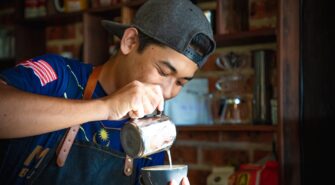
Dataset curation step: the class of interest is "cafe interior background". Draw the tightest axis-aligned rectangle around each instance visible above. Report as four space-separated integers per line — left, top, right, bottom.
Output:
0 0 333 184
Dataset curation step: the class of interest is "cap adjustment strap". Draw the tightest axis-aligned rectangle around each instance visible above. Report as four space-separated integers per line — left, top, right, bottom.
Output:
183 46 204 66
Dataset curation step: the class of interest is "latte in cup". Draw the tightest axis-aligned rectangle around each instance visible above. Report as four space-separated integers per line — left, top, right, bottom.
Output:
140 165 188 185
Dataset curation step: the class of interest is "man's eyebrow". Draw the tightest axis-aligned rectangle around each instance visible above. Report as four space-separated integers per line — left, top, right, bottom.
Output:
159 60 193 81
159 60 177 73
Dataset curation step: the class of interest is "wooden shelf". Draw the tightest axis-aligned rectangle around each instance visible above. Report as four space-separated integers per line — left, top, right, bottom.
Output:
215 28 276 47
0 57 15 61
88 0 145 14
124 0 147 7
21 11 83 26
0 57 16 70
195 68 254 78
88 5 122 14
177 124 277 132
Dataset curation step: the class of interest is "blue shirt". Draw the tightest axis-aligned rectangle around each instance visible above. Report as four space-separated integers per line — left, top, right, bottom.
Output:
0 54 164 185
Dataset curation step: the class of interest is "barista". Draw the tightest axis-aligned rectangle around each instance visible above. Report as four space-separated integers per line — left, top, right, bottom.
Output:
0 0 215 184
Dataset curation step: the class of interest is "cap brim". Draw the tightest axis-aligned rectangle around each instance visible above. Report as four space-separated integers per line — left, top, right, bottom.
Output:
101 20 130 38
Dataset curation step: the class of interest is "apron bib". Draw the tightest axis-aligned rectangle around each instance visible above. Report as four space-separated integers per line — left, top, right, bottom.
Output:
28 140 136 185
25 65 135 184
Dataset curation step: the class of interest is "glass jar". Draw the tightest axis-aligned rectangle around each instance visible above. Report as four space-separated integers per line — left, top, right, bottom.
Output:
211 73 253 124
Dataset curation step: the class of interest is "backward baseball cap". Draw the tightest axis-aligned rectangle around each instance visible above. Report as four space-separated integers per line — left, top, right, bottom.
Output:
101 0 216 67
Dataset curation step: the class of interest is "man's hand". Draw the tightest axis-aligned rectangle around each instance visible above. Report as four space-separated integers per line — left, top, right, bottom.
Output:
103 80 164 120
170 177 190 185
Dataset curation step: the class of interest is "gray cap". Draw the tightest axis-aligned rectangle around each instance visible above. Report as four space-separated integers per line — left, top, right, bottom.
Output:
102 0 216 67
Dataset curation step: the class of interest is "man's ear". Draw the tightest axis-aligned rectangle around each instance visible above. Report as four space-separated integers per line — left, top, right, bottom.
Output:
120 27 139 55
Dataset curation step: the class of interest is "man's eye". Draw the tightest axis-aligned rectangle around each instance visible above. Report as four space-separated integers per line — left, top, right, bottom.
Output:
176 81 184 87
158 69 168 77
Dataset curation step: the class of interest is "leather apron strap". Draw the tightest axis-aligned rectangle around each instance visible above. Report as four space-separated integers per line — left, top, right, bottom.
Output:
56 66 102 167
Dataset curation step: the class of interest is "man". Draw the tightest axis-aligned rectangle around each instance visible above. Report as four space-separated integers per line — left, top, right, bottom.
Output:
0 0 215 184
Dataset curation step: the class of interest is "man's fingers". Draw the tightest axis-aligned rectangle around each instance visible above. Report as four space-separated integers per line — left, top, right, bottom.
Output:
129 96 144 118
137 84 164 115
181 177 190 185
155 85 164 111
169 180 177 185
141 93 156 115
110 81 165 120
146 84 164 112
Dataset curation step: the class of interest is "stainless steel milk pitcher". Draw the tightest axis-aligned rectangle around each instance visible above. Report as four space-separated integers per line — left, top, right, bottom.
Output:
120 114 177 158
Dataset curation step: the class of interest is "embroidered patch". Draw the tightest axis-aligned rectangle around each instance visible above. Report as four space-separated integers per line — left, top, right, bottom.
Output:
17 60 58 86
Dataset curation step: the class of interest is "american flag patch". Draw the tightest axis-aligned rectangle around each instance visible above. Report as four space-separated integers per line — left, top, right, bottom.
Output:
17 60 58 86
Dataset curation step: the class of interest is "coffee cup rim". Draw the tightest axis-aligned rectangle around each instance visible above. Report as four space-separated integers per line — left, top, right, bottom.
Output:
141 164 187 171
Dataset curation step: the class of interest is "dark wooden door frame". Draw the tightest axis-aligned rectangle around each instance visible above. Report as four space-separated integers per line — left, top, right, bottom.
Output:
278 0 301 184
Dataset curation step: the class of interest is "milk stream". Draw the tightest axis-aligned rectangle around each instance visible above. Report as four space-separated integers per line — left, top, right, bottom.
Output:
166 149 172 168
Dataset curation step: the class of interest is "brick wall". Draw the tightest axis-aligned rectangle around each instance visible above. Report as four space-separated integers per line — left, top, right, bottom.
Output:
165 130 275 185
46 22 83 60
164 43 278 185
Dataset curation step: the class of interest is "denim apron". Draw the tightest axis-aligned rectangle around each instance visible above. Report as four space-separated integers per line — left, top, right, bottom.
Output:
27 140 136 185
26 66 136 185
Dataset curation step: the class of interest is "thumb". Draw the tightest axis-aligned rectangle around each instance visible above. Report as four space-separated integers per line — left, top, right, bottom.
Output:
169 180 177 185
181 177 190 185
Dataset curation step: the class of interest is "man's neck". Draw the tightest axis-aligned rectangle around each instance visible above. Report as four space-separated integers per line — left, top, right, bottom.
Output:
98 56 118 95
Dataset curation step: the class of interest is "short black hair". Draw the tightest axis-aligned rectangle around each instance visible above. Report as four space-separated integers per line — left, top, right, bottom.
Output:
137 30 165 53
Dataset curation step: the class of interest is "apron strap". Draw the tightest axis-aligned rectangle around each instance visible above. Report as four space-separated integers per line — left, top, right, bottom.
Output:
56 66 102 167
124 155 134 176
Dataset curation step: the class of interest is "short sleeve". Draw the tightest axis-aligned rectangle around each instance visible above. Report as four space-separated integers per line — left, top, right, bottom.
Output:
0 54 69 97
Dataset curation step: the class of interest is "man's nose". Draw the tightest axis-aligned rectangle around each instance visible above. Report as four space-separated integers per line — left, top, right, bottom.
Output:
162 80 176 100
